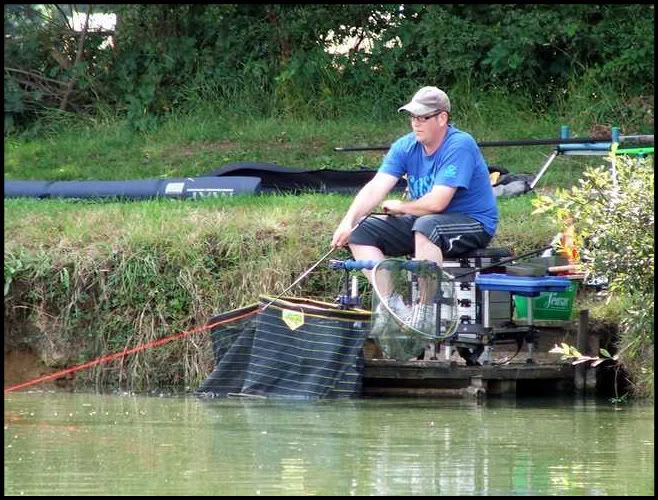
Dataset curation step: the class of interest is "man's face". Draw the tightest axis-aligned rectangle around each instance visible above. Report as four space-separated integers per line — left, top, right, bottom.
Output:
410 111 448 144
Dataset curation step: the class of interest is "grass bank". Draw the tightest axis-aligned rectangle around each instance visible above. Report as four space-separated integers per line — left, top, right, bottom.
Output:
4 192 560 392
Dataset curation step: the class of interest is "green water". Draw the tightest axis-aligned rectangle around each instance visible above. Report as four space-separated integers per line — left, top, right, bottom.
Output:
4 392 654 496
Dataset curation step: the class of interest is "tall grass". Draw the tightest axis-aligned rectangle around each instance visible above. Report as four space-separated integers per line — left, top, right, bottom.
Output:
3 195 347 390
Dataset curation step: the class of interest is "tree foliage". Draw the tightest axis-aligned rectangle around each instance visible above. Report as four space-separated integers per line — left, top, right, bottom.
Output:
4 4 655 133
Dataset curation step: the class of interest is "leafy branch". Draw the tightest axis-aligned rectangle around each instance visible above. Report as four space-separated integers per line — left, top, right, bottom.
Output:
549 343 618 367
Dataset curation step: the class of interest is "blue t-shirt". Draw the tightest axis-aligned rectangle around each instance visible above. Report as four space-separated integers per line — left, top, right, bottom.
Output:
378 125 498 236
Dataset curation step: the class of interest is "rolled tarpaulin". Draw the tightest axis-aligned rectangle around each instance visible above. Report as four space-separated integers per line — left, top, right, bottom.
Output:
4 180 54 198
4 176 262 200
48 178 163 199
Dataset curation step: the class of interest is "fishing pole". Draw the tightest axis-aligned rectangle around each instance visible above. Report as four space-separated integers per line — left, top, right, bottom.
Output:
334 134 654 152
260 214 375 311
259 246 339 312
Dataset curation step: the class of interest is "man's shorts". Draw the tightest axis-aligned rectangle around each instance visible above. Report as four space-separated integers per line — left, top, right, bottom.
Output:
348 213 493 258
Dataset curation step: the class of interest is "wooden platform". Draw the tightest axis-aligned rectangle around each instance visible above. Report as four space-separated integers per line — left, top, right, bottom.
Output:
359 310 609 398
362 358 575 398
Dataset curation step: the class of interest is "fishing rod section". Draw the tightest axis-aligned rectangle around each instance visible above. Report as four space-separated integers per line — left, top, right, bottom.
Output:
260 212 389 311
334 126 654 152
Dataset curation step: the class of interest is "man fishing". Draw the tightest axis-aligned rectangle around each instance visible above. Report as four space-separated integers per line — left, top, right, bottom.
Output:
331 85 498 333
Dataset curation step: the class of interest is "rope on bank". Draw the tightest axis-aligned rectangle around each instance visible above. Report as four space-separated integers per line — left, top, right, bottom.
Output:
4 309 258 394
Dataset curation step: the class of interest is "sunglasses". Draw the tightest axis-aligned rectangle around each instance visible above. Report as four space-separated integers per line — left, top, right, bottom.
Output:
409 111 445 123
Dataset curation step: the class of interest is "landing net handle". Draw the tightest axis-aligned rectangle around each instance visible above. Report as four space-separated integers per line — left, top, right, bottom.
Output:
329 258 438 272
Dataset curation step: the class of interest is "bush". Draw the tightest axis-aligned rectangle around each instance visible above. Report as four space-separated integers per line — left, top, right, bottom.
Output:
533 155 654 398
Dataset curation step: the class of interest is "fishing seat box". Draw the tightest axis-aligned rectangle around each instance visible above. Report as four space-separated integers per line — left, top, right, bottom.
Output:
443 247 513 327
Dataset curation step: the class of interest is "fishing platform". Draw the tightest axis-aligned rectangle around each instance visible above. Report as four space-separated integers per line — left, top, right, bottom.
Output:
361 321 582 399
362 357 575 399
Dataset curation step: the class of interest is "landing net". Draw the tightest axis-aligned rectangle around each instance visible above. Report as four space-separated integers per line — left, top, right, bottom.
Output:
370 258 458 360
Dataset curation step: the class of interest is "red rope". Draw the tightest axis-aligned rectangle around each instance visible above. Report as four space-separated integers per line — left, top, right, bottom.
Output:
4 309 258 394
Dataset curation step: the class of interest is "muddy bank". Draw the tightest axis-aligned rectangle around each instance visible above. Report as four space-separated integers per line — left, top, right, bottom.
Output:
4 349 74 391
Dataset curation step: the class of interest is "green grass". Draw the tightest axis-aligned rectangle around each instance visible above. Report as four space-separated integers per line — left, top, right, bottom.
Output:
4 90 610 187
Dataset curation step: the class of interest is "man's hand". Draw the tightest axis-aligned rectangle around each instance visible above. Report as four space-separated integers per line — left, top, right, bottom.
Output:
331 220 354 248
381 199 405 214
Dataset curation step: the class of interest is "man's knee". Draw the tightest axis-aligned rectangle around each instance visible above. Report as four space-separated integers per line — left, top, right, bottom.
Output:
414 231 444 262
414 231 438 250
414 230 433 244
348 243 385 260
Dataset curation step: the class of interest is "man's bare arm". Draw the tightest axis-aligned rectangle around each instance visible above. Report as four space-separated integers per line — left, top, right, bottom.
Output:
382 185 457 216
331 173 400 247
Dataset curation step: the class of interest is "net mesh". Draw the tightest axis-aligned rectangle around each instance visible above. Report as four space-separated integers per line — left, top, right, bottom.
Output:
370 258 458 360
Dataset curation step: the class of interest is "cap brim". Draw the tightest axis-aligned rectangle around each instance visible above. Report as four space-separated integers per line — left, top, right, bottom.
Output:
398 102 438 115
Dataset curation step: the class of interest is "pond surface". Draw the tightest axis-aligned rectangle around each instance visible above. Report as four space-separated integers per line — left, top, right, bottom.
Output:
4 392 654 496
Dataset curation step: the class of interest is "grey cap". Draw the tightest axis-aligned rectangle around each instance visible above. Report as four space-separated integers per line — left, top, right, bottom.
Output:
398 86 451 116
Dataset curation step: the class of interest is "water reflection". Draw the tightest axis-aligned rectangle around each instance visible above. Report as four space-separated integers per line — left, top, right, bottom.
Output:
4 393 654 496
